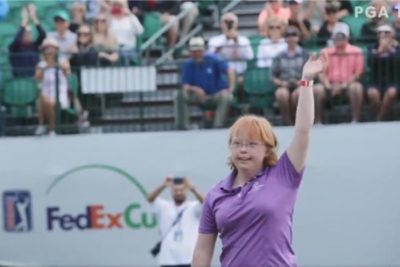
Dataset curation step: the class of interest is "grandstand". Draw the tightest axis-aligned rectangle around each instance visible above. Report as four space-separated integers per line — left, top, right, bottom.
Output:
0 0 400 136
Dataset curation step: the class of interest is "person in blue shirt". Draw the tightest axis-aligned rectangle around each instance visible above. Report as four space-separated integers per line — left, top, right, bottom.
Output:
0 0 9 21
175 37 235 129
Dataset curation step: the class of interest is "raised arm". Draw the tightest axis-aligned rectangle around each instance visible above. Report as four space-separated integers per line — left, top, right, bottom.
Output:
147 177 171 203
287 54 327 172
185 178 204 204
192 233 217 267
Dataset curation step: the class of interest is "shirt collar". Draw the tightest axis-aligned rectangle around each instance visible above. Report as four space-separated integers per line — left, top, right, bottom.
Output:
220 168 268 193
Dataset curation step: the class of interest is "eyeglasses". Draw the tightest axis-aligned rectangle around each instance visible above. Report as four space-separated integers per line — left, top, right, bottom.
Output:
78 32 90 36
269 26 281 30
230 141 266 150
378 31 392 35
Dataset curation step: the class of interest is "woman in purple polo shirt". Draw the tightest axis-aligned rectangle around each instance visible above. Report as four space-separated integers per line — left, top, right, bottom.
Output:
192 54 327 267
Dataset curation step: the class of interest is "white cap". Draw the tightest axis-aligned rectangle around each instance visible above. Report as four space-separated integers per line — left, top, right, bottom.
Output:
40 37 59 50
377 24 394 33
332 22 350 38
189 37 205 51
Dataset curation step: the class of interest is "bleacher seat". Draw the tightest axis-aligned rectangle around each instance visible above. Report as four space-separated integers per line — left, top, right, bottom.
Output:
3 78 38 119
142 12 163 42
243 67 275 109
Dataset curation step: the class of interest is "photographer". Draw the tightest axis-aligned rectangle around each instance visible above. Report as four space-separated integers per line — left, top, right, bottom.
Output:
147 176 203 267
208 12 254 102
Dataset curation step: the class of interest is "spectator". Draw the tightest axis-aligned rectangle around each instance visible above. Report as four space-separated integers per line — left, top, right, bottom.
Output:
34 38 70 136
318 26 364 123
92 13 119 61
367 24 399 121
48 10 77 59
108 0 143 65
305 0 352 31
327 0 353 19
9 4 46 77
75 0 101 21
208 12 254 102
258 0 291 36
317 2 350 46
257 18 287 68
175 37 235 130
287 0 311 42
361 0 389 45
70 24 117 67
69 2 88 33
392 3 400 41
147 176 203 267
0 0 9 21
270 27 311 125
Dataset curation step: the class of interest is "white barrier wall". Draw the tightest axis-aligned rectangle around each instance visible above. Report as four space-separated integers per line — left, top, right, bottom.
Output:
0 122 399 267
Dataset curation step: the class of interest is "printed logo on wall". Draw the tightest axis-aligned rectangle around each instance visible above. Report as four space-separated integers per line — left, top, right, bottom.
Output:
45 164 157 232
3 190 33 232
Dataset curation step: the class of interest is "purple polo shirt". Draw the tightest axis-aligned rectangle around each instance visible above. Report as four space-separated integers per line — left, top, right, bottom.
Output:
199 152 304 267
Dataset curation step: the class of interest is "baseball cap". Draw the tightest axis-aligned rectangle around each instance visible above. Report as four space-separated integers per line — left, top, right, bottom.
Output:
289 0 303 5
332 23 350 39
377 24 394 33
189 37 205 51
53 10 71 22
40 37 59 50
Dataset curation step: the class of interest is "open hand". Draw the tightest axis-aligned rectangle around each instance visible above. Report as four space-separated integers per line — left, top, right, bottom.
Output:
302 53 327 81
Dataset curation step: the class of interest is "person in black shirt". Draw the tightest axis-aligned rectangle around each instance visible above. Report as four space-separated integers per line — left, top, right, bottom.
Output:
288 0 311 42
361 0 389 45
317 3 350 46
9 3 46 77
367 24 399 121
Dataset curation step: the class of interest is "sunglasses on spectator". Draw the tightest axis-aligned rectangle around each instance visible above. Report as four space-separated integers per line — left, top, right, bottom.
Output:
378 31 392 35
78 32 91 36
285 32 298 37
95 19 106 23
269 26 281 30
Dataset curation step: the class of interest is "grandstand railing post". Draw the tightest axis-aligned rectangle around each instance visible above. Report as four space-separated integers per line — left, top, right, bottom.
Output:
55 61 61 134
139 91 144 131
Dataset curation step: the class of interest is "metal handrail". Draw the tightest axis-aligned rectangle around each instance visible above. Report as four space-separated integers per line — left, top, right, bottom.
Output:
155 0 243 65
140 4 197 52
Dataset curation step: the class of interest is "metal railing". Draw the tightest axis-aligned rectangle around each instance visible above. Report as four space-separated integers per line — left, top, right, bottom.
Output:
1 49 400 137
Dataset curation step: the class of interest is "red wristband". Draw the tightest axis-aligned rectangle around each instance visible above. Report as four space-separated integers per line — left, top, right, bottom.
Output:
300 80 314 87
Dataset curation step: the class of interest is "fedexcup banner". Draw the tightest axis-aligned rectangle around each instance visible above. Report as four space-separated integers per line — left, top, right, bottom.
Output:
0 164 161 266
1 126 400 267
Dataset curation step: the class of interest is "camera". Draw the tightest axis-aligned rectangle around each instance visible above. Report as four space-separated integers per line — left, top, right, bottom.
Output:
225 19 234 31
173 177 184 184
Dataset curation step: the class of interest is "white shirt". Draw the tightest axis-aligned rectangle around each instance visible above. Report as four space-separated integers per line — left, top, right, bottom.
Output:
109 15 144 50
256 38 287 68
208 34 254 74
153 198 201 265
48 31 77 59
37 60 69 109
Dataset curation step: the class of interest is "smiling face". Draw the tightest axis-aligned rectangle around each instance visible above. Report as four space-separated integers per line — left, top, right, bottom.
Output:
229 116 278 175
230 132 268 174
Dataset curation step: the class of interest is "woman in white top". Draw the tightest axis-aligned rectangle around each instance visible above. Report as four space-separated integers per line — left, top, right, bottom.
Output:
257 18 288 68
108 0 144 65
35 37 70 136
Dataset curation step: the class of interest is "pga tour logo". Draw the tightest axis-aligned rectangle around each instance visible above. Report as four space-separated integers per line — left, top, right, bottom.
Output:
3 190 33 232
355 5 400 18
